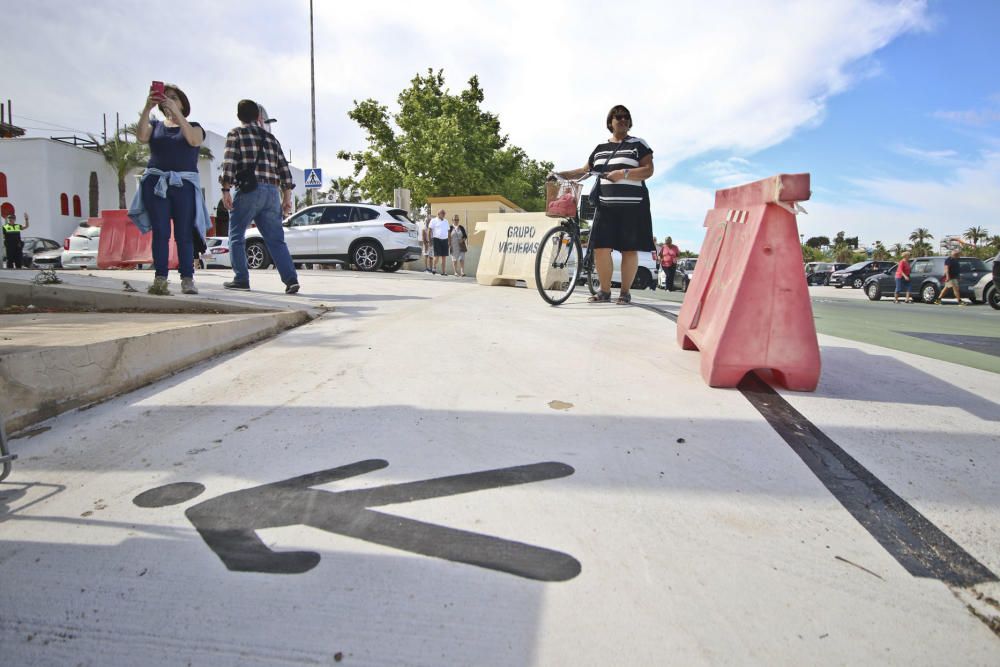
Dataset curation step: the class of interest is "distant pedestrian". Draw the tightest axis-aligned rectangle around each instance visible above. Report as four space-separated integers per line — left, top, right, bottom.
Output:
429 209 451 275
129 82 210 295
894 251 912 303
936 248 966 306
449 214 468 277
417 215 432 272
658 236 679 291
220 99 299 294
2 212 29 269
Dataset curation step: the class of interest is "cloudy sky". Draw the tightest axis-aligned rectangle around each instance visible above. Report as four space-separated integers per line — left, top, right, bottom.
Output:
5 0 999 250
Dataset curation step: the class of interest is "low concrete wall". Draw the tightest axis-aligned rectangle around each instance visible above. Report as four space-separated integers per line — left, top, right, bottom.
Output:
1 309 315 434
0 279 266 314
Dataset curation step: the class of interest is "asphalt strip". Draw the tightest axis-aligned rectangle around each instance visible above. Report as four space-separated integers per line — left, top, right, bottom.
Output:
636 302 998 588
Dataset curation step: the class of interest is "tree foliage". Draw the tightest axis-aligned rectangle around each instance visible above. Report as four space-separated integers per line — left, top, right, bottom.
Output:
805 236 830 249
337 69 553 212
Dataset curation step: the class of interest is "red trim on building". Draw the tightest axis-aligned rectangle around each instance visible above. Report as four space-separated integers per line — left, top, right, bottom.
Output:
60 193 69 216
73 195 82 217
0 172 7 198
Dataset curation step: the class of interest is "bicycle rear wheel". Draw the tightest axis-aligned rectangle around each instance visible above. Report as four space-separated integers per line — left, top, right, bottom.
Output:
535 225 582 305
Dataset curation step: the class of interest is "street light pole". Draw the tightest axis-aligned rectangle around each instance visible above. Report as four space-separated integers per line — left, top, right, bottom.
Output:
310 0 316 170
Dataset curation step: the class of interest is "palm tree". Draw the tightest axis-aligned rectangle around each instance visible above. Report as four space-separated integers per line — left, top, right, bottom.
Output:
890 242 906 258
963 226 988 247
872 241 888 260
834 243 855 263
93 136 148 209
909 228 933 247
987 235 1000 252
327 176 363 203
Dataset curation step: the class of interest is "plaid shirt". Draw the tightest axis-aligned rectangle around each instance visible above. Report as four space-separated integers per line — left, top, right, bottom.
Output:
220 124 295 191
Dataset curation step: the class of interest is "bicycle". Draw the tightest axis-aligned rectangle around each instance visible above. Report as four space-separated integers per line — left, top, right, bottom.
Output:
534 173 601 305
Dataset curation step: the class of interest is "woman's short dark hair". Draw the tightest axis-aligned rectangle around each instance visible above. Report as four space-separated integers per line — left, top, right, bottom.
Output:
237 99 260 124
163 84 191 117
606 104 632 132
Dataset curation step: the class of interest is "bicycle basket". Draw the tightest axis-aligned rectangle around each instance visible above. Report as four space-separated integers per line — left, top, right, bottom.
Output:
545 180 582 218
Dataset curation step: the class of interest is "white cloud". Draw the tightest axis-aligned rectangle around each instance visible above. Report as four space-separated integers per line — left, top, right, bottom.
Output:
892 144 961 164
694 157 760 185
805 151 1000 247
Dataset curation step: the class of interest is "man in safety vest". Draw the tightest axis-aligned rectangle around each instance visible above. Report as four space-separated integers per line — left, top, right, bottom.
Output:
2 212 30 269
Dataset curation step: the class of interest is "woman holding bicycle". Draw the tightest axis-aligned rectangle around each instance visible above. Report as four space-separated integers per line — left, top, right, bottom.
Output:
556 104 655 304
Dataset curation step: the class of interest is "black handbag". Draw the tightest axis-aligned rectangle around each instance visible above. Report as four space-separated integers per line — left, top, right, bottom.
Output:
589 139 627 209
233 129 265 193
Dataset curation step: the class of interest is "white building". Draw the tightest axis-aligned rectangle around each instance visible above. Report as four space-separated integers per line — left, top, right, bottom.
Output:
0 129 304 245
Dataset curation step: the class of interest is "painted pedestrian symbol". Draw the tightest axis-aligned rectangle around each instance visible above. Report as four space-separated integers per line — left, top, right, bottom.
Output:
133 459 581 581
303 168 323 189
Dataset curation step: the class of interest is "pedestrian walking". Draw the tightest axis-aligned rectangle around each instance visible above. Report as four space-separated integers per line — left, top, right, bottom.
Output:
429 209 451 275
894 251 912 303
2 212 29 269
657 236 679 291
449 214 468 277
129 82 210 295
220 99 299 294
554 104 655 304
935 248 966 305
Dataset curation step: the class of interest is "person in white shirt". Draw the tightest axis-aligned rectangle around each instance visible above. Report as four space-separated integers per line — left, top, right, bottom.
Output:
417 215 432 272
428 209 451 275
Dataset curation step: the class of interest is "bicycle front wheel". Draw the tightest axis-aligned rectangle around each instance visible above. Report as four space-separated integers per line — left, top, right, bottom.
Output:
535 225 583 305
583 249 599 296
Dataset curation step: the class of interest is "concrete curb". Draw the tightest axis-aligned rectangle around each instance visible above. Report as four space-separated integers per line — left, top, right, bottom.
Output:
1 278 267 314
1 278 325 435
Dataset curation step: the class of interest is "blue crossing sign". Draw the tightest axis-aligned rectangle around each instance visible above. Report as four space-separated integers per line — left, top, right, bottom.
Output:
304 168 323 189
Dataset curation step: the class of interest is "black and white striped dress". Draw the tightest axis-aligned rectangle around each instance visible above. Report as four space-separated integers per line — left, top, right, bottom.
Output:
587 136 655 251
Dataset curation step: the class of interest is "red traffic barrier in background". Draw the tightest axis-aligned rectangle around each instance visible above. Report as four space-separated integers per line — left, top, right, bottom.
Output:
97 209 178 270
676 174 820 391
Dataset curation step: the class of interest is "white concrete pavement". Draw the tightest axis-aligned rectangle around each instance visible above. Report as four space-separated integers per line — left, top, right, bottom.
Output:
1 268 998 666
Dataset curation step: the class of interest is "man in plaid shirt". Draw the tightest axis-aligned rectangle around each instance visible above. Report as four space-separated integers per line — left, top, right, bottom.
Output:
220 99 299 294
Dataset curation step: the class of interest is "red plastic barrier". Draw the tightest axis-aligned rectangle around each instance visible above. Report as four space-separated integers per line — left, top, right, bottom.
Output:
97 209 178 270
675 174 820 391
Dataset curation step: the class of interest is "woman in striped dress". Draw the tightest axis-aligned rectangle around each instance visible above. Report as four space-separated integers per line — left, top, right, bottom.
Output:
556 104 655 304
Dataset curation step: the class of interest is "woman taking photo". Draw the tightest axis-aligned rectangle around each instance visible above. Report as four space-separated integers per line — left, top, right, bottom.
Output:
556 104 655 304
129 83 210 295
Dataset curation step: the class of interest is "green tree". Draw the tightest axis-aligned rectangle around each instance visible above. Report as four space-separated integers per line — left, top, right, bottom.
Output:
805 235 830 249
93 134 148 209
987 235 1000 253
872 240 889 260
327 176 364 203
834 242 855 263
890 242 906 258
909 227 933 248
801 243 823 262
963 225 988 246
337 69 552 211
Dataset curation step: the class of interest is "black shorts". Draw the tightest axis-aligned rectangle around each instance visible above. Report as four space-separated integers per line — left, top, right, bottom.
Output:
432 238 449 257
590 194 655 252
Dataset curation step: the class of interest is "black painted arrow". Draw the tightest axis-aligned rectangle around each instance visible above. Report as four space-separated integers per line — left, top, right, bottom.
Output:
134 460 581 581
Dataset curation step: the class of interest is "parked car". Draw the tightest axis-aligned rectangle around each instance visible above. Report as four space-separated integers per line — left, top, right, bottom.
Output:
61 223 101 269
863 256 990 302
658 257 697 291
31 247 64 270
244 203 420 272
805 262 848 285
19 237 62 268
199 236 231 269
972 253 999 310
828 260 896 289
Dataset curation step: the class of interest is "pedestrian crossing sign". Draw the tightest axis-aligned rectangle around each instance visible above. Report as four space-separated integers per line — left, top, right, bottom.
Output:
304 168 323 189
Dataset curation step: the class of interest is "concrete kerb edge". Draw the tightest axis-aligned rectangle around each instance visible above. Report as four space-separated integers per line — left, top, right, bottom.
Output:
0 278 278 314
1 308 321 436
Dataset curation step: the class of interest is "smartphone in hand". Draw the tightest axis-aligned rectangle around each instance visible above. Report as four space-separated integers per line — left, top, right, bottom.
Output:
150 80 165 100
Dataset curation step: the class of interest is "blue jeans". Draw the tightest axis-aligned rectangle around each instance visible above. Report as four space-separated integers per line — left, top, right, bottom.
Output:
228 184 298 285
142 177 196 278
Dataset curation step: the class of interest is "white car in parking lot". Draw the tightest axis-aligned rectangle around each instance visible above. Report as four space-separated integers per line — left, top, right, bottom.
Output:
199 236 232 269
244 203 421 272
61 223 101 269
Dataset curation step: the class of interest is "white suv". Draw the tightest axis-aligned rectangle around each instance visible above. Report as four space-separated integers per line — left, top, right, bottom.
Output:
61 222 101 269
244 203 420 272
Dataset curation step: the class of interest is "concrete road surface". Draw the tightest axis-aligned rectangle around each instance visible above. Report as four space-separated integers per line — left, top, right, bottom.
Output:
1 268 998 666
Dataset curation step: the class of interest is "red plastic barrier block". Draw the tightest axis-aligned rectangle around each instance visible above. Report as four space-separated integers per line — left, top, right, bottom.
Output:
675 174 820 391
97 209 178 270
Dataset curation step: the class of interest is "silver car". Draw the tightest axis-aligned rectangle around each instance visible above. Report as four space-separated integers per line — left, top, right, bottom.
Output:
61 224 101 269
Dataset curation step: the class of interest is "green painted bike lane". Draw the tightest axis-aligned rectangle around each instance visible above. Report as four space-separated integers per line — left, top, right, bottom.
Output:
649 290 1000 374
